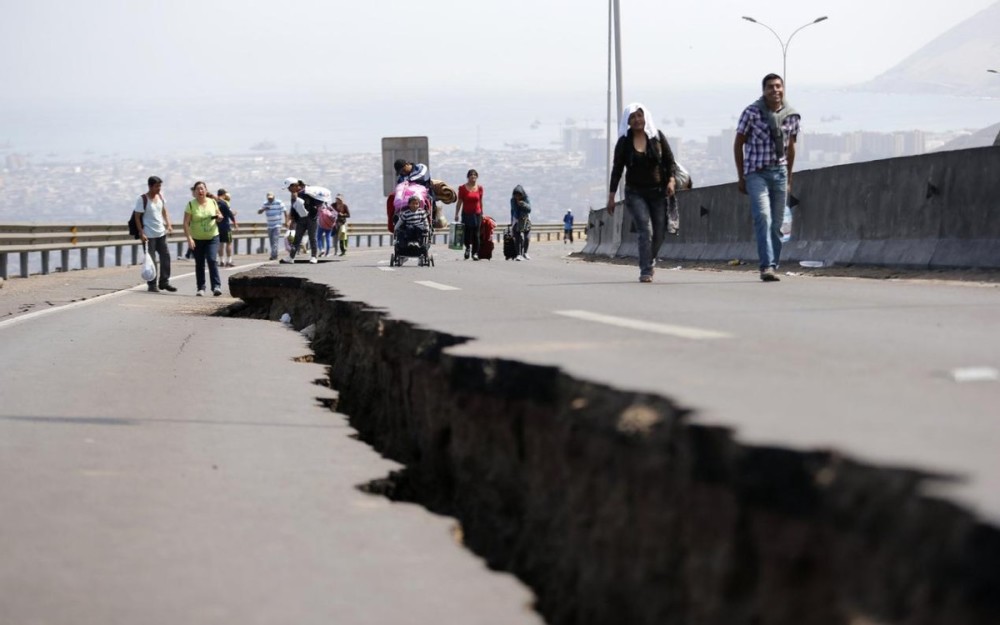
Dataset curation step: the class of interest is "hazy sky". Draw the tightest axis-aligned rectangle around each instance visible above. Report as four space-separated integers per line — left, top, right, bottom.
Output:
1 0 997 156
2 0 996 104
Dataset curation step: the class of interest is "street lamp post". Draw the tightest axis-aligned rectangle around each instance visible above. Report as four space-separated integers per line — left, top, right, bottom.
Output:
742 16 828 91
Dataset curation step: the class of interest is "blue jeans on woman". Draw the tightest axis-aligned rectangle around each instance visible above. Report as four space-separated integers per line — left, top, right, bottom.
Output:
745 165 787 271
317 227 333 255
625 187 666 278
193 236 221 292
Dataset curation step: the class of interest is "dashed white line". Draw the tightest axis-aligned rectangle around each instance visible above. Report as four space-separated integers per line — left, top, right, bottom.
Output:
554 309 732 340
415 280 461 291
950 367 999 383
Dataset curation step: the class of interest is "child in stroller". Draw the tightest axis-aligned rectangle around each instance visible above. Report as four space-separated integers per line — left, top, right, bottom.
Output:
391 190 435 267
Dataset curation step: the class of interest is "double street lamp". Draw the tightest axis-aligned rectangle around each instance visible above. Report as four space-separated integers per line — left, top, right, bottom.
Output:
742 15 829 91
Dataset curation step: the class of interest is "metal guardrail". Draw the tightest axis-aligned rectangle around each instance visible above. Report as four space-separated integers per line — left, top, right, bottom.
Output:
0 221 587 279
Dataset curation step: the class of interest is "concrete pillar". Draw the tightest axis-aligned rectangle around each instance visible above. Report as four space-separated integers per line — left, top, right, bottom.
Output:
80 249 88 270
61 250 70 272
0 253 7 279
131 245 138 266
19 252 29 277
115 246 123 266
97 247 106 268
41 251 50 275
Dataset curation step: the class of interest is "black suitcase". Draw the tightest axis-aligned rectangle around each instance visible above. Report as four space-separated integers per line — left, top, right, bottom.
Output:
503 228 518 260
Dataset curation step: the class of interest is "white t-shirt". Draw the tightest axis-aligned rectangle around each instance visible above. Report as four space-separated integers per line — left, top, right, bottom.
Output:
134 193 167 238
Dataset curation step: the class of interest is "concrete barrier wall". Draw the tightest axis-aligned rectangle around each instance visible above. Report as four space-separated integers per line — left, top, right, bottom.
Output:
588 146 1000 269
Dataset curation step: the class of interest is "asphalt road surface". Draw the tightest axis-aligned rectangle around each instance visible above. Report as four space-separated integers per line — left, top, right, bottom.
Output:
2 242 998 623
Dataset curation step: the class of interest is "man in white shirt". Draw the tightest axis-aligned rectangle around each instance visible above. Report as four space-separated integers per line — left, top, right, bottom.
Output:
134 175 176 292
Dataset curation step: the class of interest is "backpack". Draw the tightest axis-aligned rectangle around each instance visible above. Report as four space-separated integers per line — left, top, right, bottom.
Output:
128 195 147 239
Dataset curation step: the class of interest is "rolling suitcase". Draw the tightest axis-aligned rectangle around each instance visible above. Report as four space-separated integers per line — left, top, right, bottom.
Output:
503 228 518 260
479 215 496 260
479 238 495 260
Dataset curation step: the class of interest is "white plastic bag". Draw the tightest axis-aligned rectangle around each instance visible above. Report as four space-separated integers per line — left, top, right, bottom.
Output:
141 249 157 282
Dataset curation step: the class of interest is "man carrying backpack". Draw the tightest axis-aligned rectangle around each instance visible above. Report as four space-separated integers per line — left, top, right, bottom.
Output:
134 175 177 292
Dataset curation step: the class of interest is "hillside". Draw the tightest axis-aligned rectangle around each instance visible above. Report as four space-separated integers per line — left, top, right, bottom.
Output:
858 2 1000 96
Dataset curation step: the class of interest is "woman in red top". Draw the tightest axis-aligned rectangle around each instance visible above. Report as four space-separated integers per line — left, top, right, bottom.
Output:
454 169 484 260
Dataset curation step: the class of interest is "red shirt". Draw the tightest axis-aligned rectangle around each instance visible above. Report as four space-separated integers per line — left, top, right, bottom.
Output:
458 184 484 215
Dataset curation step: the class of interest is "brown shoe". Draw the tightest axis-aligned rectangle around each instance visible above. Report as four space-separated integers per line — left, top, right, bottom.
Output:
639 275 653 283
760 267 780 282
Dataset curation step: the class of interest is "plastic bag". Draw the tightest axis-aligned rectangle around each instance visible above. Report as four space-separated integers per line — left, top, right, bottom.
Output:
140 249 157 282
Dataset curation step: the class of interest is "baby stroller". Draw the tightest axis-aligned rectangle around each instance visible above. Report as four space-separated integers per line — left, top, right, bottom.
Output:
390 225 434 267
390 181 436 267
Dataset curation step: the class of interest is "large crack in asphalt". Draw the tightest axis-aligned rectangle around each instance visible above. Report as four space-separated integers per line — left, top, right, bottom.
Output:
229 272 1000 625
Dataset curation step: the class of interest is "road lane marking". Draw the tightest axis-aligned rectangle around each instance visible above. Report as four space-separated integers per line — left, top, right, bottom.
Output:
950 367 999 383
554 309 732 340
415 281 461 291
377 267 395 272
0 263 267 330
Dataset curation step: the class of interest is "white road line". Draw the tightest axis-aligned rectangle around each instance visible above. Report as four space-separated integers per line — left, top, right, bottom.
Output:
415 280 461 291
377 267 395 272
951 367 999 383
554 309 732 340
0 263 267 331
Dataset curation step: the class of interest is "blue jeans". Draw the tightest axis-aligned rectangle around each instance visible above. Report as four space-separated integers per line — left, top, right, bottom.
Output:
317 227 333 254
267 226 282 259
625 188 666 277
745 166 787 270
193 236 221 291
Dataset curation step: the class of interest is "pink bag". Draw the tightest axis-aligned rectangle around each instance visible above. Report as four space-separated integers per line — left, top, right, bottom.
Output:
318 205 337 230
393 182 427 210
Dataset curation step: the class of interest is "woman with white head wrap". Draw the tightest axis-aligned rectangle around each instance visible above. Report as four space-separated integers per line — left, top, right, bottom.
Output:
607 102 677 283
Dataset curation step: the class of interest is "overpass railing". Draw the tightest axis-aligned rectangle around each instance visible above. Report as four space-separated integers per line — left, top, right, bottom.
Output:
0 221 587 279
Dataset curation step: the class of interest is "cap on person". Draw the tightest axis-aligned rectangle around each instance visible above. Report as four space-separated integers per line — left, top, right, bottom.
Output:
282 177 299 189
266 192 275 200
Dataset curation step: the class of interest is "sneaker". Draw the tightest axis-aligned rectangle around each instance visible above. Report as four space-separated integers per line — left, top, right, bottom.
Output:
309 257 318 264
196 289 205 297
515 255 523 261
212 287 222 296
464 248 471 260
639 275 653 283
160 284 178 292
523 253 531 260
280 257 294 264
472 254 479 261
760 267 780 282
226 261 234 267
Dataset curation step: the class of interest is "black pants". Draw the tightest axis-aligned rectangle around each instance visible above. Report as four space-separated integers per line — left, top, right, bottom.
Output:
146 236 171 288
462 213 482 256
291 217 318 259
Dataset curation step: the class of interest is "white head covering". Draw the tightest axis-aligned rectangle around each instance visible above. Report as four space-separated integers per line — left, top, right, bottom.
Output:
618 102 659 140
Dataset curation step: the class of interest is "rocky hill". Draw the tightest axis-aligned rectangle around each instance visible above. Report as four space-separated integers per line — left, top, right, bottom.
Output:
858 1 1000 96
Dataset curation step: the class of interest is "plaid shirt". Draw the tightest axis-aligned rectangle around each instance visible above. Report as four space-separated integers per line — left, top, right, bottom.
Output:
736 103 800 175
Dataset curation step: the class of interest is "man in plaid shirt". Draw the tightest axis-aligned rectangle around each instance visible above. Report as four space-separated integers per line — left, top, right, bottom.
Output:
734 73 800 282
